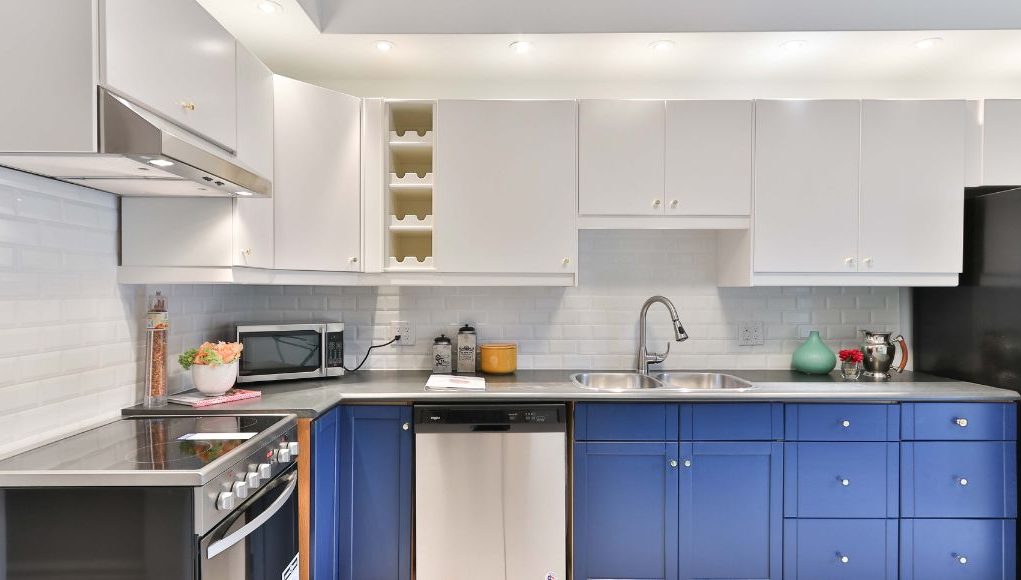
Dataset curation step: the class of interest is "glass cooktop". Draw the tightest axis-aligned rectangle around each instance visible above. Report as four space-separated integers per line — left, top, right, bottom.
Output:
0 415 287 474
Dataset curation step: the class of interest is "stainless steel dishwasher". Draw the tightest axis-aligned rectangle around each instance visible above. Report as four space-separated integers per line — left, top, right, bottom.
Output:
414 404 568 580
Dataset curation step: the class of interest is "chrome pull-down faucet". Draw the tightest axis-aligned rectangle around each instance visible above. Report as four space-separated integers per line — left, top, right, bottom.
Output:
636 295 689 374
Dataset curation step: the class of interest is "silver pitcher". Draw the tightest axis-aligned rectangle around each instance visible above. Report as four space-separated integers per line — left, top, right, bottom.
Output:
861 330 909 379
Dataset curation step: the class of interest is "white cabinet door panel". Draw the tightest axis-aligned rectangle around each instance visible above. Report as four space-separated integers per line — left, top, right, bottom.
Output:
665 100 752 216
103 0 237 149
859 100 965 274
233 43 274 269
579 100 664 215
273 76 361 272
753 100 861 273
982 100 1021 186
435 100 577 273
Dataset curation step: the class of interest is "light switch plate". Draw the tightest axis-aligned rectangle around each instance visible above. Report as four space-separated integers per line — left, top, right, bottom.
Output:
390 321 415 346
738 321 764 346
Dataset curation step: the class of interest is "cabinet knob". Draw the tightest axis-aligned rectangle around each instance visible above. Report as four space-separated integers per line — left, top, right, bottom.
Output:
402 422 411 431
180 101 196 111
562 257 571 266
349 257 359 263
953 554 968 565
683 459 692 468
669 459 679 468
652 199 662 208
838 476 850 487
955 417 968 428
837 554 850 564
669 199 679 209
845 257 856 267
957 477 969 486
863 257 873 267
242 248 252 256
841 419 851 428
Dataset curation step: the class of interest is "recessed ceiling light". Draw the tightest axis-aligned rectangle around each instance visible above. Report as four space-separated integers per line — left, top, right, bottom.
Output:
914 37 944 50
375 40 395 53
148 159 174 167
257 1 282 14
649 40 676 52
780 39 808 51
235 191 253 196
509 41 532 54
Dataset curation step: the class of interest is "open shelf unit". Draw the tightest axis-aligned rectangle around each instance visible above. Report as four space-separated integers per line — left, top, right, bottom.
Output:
386 101 435 270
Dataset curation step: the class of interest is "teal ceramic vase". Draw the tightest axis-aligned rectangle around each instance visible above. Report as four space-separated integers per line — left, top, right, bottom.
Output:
791 330 837 374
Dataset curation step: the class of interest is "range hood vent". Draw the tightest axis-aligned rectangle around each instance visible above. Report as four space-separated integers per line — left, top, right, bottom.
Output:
0 89 271 198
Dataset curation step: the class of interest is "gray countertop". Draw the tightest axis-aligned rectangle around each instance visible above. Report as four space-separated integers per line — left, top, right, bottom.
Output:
122 370 1020 419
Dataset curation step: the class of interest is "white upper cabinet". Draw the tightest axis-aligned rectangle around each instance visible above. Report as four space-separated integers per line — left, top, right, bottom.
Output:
273 76 361 272
102 0 237 150
754 100 861 273
579 100 665 215
234 43 275 269
980 100 1021 186
859 100 965 274
434 100 578 274
665 100 753 216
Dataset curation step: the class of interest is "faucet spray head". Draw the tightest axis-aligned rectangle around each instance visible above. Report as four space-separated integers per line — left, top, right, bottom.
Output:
674 319 689 342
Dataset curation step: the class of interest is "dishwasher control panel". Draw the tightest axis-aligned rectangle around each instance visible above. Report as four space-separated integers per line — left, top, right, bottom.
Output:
414 404 566 433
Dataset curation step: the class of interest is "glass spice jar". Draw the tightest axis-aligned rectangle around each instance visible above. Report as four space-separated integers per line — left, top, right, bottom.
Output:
144 292 169 407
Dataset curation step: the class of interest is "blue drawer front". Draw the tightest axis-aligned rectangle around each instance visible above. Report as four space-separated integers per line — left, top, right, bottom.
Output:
783 519 898 580
901 519 1017 580
901 441 1018 518
574 442 679 580
902 403 1017 441
576 403 679 441
680 403 783 441
785 404 899 441
784 442 898 518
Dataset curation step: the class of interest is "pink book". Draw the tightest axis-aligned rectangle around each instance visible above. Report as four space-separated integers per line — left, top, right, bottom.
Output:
168 389 263 408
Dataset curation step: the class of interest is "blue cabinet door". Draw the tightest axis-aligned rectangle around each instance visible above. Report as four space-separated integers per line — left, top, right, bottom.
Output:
574 442 679 580
901 441 1018 518
902 402 1017 441
576 403 680 441
338 405 413 580
311 406 341 580
901 519 1017 580
678 442 782 580
783 519 898 580
680 403 784 441
785 403 899 441
784 442 899 518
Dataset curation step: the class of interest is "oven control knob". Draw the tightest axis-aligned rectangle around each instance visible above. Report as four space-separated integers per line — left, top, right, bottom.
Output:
287 441 300 457
277 448 292 463
216 491 236 511
245 470 261 489
232 480 249 500
258 463 272 479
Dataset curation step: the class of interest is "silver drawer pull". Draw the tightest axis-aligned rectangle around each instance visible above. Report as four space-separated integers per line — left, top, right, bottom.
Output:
954 417 969 428
841 420 851 428
953 553 968 565
683 459 692 468
669 459 679 468
957 477 969 486
837 553 849 564
837 476 850 487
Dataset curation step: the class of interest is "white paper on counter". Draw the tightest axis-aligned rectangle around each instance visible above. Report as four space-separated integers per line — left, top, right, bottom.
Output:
425 374 487 391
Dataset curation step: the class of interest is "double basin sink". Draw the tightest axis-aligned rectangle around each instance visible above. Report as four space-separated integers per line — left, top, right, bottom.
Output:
571 372 755 392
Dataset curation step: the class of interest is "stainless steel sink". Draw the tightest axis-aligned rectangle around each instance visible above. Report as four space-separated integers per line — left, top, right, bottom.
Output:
570 372 664 392
653 372 756 391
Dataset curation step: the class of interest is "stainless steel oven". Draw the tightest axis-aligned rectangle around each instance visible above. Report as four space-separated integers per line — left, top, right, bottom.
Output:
237 323 344 383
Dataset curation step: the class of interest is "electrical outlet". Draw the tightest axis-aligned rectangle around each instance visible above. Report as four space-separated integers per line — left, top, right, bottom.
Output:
738 321 764 346
390 321 415 346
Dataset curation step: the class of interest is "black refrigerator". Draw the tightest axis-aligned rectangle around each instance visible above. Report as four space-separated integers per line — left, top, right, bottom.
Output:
914 186 1021 559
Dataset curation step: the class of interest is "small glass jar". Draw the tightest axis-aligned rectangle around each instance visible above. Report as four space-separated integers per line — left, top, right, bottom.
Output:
841 360 862 381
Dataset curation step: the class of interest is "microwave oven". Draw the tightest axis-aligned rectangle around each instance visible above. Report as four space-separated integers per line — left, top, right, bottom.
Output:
236 323 344 383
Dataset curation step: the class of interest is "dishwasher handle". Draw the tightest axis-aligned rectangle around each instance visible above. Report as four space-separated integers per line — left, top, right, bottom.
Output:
471 425 511 433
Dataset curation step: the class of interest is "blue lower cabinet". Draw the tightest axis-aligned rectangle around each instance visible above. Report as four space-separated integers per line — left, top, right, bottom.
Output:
678 442 782 580
783 519 898 580
338 405 413 580
901 519 1017 579
902 402 1017 441
784 442 899 518
574 442 679 580
679 403 783 441
311 407 341 580
575 403 679 441
785 403 899 442
901 441 1018 518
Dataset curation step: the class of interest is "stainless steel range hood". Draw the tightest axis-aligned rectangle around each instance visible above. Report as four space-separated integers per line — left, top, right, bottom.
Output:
0 89 271 198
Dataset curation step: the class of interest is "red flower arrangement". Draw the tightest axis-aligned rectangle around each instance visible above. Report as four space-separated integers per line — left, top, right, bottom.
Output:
838 349 864 363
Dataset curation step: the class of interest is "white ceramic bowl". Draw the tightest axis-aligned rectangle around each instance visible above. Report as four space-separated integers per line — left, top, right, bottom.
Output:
192 360 238 396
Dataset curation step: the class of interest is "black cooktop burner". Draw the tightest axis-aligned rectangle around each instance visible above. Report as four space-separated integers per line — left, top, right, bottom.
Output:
0 415 287 474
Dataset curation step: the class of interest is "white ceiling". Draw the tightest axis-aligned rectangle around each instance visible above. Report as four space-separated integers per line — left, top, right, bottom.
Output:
199 0 1021 98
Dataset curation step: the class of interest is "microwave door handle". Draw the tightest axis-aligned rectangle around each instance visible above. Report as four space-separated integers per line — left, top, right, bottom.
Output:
207 471 298 559
321 325 327 376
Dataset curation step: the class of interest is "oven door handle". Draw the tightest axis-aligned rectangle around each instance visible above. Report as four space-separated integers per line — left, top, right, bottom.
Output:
207 471 298 559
